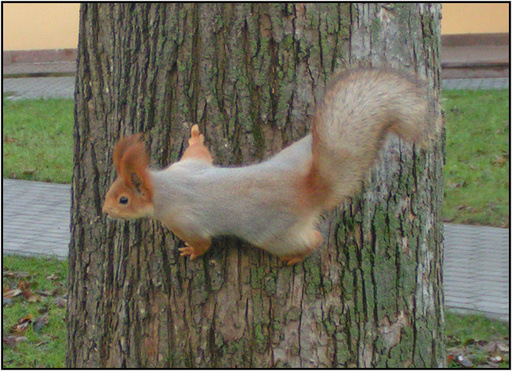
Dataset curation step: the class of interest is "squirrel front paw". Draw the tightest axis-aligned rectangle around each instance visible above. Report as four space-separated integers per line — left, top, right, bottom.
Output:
178 243 202 261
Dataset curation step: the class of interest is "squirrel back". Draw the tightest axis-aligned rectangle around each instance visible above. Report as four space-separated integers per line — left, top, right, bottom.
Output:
306 68 432 210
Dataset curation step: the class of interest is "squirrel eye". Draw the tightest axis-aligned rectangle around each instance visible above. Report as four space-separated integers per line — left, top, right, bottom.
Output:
119 196 129 205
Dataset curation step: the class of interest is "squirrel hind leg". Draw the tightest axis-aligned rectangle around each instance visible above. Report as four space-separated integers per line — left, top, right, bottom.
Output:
279 229 323 266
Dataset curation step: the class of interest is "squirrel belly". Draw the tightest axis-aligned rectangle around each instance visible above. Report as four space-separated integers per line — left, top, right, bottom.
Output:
102 68 432 265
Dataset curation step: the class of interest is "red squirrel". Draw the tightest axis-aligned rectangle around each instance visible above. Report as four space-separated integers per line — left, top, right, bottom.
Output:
102 68 432 265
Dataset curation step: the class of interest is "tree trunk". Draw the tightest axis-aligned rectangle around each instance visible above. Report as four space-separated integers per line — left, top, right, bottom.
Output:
67 3 444 367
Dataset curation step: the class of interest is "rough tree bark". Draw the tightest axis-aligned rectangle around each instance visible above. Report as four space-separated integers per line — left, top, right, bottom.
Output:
67 3 444 367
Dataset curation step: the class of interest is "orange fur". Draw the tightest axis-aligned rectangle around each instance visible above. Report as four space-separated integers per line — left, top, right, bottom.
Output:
178 238 212 260
279 230 323 265
118 140 153 199
103 134 154 220
180 125 213 163
113 134 143 175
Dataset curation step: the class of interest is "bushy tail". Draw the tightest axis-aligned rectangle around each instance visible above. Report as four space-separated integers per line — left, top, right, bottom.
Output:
307 68 433 210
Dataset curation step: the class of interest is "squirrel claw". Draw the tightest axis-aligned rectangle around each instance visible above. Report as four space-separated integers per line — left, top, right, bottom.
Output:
280 255 306 266
178 246 199 260
178 240 211 261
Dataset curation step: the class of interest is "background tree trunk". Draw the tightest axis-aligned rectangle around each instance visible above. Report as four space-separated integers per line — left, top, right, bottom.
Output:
68 3 444 367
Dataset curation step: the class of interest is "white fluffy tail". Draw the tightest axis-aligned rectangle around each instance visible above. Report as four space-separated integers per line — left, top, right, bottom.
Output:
307 68 432 209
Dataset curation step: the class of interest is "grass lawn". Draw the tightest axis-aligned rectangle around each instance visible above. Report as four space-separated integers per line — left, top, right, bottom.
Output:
2 90 509 226
3 255 68 368
3 254 509 368
3 98 74 184
445 311 510 368
442 89 509 227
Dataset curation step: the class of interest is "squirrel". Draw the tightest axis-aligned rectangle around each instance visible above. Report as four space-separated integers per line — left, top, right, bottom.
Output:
102 68 432 265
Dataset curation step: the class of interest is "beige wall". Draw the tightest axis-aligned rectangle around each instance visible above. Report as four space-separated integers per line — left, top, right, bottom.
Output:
2 3 510 51
3 3 80 50
442 3 510 34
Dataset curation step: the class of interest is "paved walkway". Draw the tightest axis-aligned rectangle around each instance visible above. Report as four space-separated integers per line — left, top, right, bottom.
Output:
2 76 509 101
4 76 75 100
2 73 510 322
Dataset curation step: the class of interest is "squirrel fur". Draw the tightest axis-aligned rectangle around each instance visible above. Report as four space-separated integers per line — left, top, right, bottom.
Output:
102 68 432 265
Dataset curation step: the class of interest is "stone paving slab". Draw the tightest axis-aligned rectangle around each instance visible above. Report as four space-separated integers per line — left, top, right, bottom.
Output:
2 178 510 321
441 77 509 90
4 77 75 100
443 223 509 321
3 179 71 258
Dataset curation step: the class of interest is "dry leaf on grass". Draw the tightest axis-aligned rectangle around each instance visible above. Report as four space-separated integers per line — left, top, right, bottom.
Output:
33 315 49 332
3 335 28 348
54 297 67 308
10 314 34 335
3 288 23 298
3 271 31 279
46 274 59 281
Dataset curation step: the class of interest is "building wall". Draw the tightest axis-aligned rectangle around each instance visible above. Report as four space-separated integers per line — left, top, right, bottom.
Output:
442 3 509 34
2 3 510 51
3 3 80 50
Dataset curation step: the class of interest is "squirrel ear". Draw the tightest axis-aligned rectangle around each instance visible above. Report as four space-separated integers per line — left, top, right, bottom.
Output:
117 137 153 199
113 134 143 174
130 172 143 190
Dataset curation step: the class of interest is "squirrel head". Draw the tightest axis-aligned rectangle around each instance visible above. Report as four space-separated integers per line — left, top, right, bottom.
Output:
102 134 154 220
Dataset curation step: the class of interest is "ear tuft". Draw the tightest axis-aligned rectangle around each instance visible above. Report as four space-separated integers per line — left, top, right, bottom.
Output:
113 134 153 199
113 134 143 174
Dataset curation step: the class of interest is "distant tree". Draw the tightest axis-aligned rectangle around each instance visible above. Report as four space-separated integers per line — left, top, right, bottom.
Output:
68 3 444 367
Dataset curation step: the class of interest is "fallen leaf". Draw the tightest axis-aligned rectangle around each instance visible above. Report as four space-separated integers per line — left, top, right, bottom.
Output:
27 294 41 303
33 315 49 332
446 335 460 347
3 135 17 143
448 181 467 189
46 274 59 281
497 343 509 353
3 335 28 348
3 271 31 279
454 354 473 368
54 297 67 308
10 320 32 335
18 280 34 299
38 305 50 314
35 289 54 297
18 280 30 290
482 340 510 353
492 155 506 165
488 355 503 363
3 288 23 298
463 338 475 346
22 169 37 175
